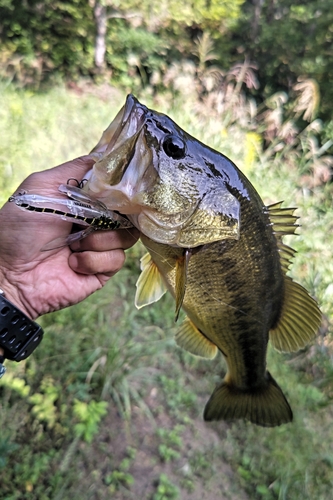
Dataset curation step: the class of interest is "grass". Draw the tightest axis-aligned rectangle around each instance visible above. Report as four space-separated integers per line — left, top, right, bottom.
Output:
0 81 125 204
0 80 333 499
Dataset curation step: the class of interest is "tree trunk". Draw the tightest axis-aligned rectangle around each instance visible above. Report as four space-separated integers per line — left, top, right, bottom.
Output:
93 2 107 70
252 0 264 41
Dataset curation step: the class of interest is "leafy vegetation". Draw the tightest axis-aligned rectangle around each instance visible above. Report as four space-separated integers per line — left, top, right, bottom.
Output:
0 74 332 499
1 0 333 128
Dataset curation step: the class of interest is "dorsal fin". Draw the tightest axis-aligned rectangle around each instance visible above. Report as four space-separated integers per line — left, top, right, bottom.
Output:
266 201 299 273
269 276 322 352
266 202 299 272
266 202 299 236
277 242 297 273
266 202 322 352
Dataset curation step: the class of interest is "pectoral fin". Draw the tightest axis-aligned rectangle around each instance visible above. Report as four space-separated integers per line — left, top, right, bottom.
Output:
269 276 322 352
135 253 167 309
175 317 218 359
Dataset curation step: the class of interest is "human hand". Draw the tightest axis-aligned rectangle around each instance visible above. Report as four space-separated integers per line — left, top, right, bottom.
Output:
0 156 140 320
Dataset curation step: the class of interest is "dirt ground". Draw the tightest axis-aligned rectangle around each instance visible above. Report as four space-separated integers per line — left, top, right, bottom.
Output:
73 383 249 500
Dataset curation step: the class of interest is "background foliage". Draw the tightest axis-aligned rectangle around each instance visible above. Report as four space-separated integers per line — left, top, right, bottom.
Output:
1 2 333 498
0 4 331 89
2 0 333 141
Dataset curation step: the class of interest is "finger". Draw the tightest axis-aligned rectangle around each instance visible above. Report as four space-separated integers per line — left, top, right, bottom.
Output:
70 228 140 252
19 156 96 194
69 249 126 277
46 155 96 182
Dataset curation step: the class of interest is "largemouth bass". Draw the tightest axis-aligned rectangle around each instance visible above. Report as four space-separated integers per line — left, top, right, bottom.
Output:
83 95 321 427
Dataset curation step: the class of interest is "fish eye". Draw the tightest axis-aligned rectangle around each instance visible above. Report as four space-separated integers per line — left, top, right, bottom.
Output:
162 135 186 160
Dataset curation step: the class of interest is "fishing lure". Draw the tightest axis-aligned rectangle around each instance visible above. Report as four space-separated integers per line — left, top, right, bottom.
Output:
9 188 133 250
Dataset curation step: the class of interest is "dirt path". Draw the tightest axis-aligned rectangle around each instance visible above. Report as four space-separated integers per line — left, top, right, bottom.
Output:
73 385 249 500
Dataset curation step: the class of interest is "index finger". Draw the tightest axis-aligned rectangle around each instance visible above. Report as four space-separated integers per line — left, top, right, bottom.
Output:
70 227 140 252
18 156 96 196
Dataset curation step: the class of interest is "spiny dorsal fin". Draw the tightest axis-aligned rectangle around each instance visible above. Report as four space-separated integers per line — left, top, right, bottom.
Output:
278 242 297 273
175 317 218 359
267 203 299 271
266 202 299 237
135 252 167 309
267 202 322 351
269 276 322 352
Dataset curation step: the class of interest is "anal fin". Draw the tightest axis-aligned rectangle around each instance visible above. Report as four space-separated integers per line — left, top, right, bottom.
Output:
175 317 218 359
135 252 167 309
269 276 322 352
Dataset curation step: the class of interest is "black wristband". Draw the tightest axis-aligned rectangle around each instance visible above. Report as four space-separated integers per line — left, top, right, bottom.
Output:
0 293 43 362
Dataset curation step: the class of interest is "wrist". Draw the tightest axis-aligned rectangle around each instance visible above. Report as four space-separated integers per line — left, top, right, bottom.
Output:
0 285 34 320
0 269 36 320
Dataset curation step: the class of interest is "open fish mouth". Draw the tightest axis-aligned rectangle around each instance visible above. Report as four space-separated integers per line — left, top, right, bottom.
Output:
90 94 147 159
84 95 156 214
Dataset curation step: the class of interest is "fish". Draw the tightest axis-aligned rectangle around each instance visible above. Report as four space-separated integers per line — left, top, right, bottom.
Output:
77 95 322 426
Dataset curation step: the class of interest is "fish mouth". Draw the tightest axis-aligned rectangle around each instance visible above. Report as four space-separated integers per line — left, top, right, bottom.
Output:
90 94 147 159
85 95 154 213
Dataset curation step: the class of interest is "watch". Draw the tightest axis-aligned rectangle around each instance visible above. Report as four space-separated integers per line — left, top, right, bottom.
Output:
0 289 44 378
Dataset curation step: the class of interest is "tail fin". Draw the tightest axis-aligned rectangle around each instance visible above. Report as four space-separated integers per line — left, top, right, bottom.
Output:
203 372 292 427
